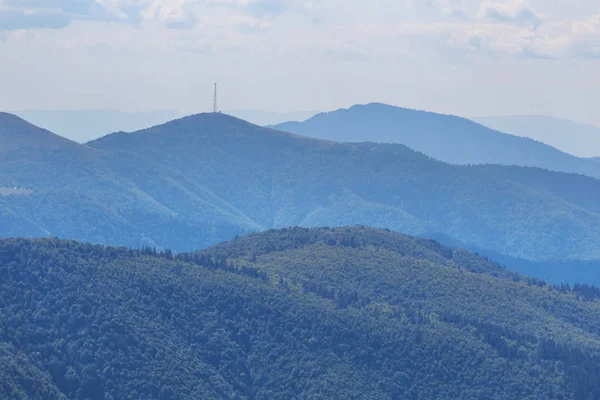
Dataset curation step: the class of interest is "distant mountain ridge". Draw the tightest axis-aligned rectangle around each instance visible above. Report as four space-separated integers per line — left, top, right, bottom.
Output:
226 109 318 126
3 111 600 274
474 115 600 158
273 103 600 180
14 109 183 143
0 112 81 153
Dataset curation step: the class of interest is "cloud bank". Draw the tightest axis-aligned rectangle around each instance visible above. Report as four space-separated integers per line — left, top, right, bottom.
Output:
0 0 598 125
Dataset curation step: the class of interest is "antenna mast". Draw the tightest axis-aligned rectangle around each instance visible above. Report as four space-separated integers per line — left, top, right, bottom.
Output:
213 82 218 113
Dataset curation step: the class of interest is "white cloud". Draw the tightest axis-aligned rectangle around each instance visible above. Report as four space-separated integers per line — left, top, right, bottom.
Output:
415 0 471 20
0 7 71 30
0 0 599 125
0 0 144 30
479 0 545 29
567 13 600 59
2 0 598 62
94 0 130 19
141 0 194 27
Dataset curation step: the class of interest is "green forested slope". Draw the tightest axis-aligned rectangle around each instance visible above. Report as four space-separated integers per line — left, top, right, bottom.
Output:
0 343 65 400
2 228 600 399
88 114 600 261
0 113 248 249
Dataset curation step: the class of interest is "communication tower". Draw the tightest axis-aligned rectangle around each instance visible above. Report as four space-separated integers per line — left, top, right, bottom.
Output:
213 83 218 113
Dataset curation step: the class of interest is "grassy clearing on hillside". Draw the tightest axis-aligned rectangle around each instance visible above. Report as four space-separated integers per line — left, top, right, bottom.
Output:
0 187 33 197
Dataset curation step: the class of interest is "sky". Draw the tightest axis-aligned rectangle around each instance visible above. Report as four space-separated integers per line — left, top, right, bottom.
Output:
0 0 599 125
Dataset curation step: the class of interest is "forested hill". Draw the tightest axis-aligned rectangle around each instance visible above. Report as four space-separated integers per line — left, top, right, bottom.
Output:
3 228 600 399
3 111 600 267
273 103 600 179
87 113 600 262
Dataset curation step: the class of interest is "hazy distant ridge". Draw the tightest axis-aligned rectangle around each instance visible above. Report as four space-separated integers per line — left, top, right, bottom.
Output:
15 109 183 143
474 115 600 158
274 103 600 180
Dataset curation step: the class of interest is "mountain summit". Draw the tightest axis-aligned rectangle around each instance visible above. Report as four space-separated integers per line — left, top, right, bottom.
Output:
273 103 600 179
89 112 318 152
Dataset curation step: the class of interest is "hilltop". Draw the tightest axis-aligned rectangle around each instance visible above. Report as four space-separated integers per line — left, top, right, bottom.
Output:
273 103 600 179
0 112 91 158
14 109 182 143
2 228 600 399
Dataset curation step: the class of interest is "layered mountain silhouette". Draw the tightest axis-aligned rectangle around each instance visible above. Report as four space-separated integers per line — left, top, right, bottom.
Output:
15 109 183 143
273 103 600 180
226 109 318 126
475 115 600 158
0 112 90 158
3 228 600 399
2 111 600 270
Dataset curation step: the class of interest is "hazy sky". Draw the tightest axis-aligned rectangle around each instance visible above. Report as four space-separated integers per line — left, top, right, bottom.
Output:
0 0 599 125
